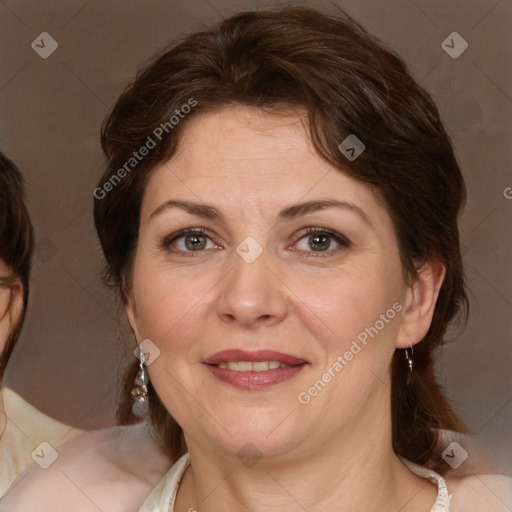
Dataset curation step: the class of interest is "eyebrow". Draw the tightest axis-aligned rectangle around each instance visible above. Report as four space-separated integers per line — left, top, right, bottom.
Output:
279 199 372 226
150 200 227 223
150 198 372 227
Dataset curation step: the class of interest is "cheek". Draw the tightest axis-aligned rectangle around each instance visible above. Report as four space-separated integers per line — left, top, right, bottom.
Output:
131 261 218 354
285 261 403 353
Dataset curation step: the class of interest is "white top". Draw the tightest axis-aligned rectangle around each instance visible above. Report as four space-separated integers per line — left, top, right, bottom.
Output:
138 453 452 511
0 388 83 496
404 459 452 512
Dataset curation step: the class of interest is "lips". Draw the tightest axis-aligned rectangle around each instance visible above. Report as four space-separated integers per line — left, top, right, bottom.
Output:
202 349 307 366
202 349 308 390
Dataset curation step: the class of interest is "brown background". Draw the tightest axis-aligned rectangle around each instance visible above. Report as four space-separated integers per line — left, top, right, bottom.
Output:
1 0 511 472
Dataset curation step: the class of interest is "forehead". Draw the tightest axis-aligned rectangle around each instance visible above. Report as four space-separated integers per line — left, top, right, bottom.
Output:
162 106 325 181
141 106 388 224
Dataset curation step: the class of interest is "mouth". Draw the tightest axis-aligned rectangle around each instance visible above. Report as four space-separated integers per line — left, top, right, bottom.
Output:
213 360 295 371
202 349 308 390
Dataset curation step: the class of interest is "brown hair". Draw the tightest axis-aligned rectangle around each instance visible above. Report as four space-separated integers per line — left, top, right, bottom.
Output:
94 7 469 471
0 152 34 381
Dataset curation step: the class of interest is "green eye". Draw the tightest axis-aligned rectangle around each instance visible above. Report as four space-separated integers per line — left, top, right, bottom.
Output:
164 228 215 252
183 233 207 251
295 228 351 257
308 233 331 251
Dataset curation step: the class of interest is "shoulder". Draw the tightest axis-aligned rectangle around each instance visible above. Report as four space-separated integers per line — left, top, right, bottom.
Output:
447 473 512 512
0 424 172 512
2 387 85 450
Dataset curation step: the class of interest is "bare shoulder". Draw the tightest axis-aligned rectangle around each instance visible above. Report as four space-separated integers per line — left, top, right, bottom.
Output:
448 472 512 512
0 423 171 512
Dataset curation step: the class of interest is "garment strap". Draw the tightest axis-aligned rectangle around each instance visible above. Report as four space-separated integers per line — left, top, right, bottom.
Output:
404 459 452 512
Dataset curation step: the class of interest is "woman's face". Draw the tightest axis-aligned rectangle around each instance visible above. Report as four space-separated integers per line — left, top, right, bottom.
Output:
0 259 23 435
126 107 436 460
0 260 21 362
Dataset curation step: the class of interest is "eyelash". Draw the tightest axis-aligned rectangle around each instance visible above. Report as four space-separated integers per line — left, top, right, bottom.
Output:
162 228 211 257
161 227 351 258
295 227 351 257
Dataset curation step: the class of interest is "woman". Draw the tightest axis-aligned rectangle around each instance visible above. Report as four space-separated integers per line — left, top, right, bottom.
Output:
3 7 511 511
0 152 86 495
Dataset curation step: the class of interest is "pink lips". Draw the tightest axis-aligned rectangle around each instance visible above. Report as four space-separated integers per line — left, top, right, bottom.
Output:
202 349 308 391
202 349 307 366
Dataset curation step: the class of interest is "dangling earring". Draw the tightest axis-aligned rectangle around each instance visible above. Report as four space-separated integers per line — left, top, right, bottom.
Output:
131 346 149 417
404 345 414 372
404 345 414 384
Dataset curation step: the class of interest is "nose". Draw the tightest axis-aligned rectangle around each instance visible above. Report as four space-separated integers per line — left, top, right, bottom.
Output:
216 245 288 329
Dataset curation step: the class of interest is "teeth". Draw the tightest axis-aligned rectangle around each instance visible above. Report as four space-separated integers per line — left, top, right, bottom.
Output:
216 360 293 372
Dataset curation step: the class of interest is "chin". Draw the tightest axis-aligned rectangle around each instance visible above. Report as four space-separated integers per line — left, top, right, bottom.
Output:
197 415 307 461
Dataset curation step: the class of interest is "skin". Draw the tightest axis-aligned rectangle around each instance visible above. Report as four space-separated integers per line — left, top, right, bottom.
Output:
0 423 171 508
0 259 23 440
2 107 511 511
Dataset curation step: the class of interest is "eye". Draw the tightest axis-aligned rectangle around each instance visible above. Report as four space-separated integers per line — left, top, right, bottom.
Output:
163 228 219 253
293 227 351 257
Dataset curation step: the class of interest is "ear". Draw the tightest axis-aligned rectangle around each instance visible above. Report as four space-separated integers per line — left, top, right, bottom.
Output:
124 292 142 343
396 260 446 349
0 280 24 354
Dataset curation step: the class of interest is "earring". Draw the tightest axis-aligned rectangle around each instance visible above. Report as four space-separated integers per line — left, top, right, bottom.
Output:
131 346 149 417
404 345 414 373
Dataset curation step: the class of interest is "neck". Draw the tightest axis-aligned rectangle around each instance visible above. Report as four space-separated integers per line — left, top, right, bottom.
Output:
175 393 438 512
